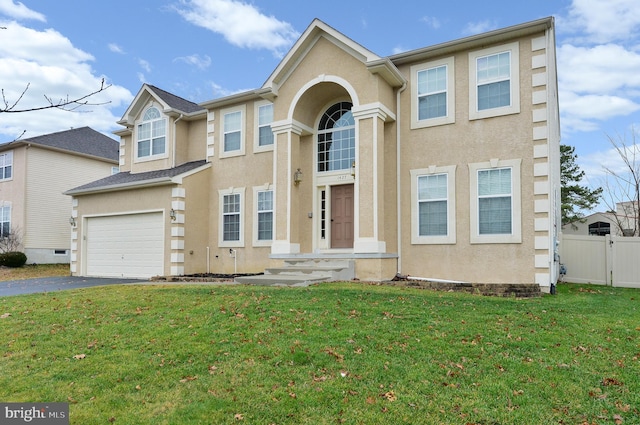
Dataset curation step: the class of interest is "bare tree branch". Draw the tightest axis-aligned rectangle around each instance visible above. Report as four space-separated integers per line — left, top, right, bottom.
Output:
601 127 640 236
0 78 111 113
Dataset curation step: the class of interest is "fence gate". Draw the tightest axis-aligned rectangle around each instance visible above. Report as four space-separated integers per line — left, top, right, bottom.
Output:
611 236 640 288
560 234 640 288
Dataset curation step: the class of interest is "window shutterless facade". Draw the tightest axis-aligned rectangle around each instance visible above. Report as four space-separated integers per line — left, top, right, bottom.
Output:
0 152 13 180
410 165 456 244
257 103 274 148
256 190 273 241
469 159 522 244
219 187 245 247
317 102 355 172
220 105 246 158
136 107 166 159
469 42 520 120
410 57 455 129
0 204 10 237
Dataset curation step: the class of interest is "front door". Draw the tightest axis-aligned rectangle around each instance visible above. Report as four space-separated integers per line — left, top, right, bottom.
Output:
331 184 354 248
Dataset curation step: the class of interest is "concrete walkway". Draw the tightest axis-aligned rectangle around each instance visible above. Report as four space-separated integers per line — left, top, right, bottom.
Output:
0 276 146 297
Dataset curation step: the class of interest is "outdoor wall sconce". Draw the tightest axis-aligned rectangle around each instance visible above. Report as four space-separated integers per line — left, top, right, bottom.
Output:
169 208 177 221
351 161 356 178
69 216 76 227
293 168 303 186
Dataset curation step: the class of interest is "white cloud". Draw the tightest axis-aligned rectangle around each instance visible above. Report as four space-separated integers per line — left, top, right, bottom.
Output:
174 54 211 70
462 20 497 36
174 0 299 57
108 43 125 54
557 0 640 135
560 0 640 43
0 22 132 141
558 44 640 95
138 59 151 73
0 0 45 22
421 16 441 30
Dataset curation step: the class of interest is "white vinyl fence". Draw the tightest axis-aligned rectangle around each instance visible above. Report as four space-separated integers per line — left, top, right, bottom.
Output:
560 234 640 288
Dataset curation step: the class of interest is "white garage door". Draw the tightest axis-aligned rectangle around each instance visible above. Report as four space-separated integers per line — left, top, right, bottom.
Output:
85 213 164 278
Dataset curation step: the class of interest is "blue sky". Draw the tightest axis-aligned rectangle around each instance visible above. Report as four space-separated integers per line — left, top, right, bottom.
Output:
1 0 640 211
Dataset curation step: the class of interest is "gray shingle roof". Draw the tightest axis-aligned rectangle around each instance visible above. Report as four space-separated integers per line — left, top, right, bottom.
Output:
5 127 119 161
65 160 208 195
147 85 205 114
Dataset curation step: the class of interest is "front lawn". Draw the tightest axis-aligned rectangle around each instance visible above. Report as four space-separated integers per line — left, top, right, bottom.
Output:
0 282 638 424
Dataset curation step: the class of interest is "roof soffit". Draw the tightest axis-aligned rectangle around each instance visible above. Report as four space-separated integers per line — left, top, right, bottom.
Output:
262 19 381 93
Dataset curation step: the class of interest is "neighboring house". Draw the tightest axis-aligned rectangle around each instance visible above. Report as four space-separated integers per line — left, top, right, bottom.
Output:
562 202 640 236
67 17 561 292
0 127 119 263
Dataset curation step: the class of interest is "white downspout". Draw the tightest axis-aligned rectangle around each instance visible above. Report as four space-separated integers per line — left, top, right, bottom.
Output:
396 82 407 275
172 114 184 168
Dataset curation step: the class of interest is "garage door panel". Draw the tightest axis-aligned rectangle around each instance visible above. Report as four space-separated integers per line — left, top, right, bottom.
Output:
86 213 164 278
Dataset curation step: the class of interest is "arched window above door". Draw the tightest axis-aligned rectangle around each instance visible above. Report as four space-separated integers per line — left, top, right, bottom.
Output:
317 102 354 172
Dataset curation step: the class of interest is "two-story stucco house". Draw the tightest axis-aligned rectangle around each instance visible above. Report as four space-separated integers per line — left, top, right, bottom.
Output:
0 127 119 263
67 17 561 292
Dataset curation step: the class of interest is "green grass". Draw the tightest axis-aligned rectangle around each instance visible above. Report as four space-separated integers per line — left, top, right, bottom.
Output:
0 282 638 424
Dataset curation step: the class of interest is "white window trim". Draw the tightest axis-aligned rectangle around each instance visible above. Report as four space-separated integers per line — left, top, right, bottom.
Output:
469 158 522 244
411 57 455 129
0 202 11 238
134 106 169 162
410 165 457 244
254 100 274 154
218 187 245 248
220 105 246 158
0 151 13 181
468 42 520 120
252 185 274 247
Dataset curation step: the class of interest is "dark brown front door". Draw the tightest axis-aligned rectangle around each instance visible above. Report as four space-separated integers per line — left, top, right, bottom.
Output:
331 184 354 248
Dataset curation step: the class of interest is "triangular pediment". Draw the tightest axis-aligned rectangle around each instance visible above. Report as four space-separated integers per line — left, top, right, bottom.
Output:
117 84 205 127
262 19 403 94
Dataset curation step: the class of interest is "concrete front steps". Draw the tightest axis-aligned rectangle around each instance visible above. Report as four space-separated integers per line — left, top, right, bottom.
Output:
234 258 355 286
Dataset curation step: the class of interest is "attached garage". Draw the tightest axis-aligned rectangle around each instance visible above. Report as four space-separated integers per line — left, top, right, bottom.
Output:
85 212 164 278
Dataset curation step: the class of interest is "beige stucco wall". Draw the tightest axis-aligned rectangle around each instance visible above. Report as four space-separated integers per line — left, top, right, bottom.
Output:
394 33 544 284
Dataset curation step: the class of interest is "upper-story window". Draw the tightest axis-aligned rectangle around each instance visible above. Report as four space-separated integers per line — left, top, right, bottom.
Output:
257 102 274 149
411 57 455 129
317 102 355 173
137 107 166 159
0 152 13 180
220 105 246 158
469 42 520 120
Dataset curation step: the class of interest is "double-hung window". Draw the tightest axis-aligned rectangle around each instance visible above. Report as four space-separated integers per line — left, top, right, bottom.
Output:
219 188 244 247
256 102 274 150
410 165 456 244
223 193 241 242
221 106 246 157
469 42 520 120
137 107 166 159
469 159 522 244
257 189 273 242
411 57 455 128
0 152 12 180
0 204 10 237
478 168 512 234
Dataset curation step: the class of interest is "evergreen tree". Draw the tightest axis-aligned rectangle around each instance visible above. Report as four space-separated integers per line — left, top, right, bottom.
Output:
561 144 602 224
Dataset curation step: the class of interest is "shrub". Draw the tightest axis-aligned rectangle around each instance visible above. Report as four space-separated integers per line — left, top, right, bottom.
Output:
0 251 27 268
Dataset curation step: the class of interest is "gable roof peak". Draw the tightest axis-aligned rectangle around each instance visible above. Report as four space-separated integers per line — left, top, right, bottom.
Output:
262 18 382 92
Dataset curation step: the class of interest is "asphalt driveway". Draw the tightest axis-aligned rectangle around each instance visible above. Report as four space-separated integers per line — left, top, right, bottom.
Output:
0 276 147 297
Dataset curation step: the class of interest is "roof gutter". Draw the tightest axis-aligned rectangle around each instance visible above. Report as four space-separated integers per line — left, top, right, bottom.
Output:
64 178 176 196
